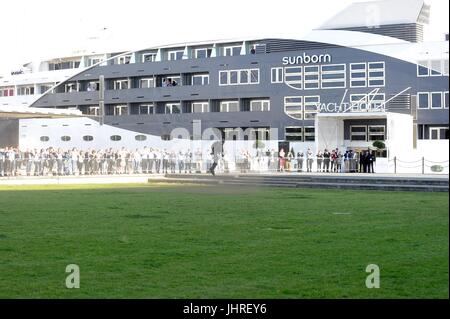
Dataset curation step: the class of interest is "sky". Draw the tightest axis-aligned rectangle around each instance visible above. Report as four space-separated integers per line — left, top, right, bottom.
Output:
0 0 448 76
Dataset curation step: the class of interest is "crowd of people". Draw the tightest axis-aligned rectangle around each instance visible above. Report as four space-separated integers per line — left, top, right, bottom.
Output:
0 147 213 177
278 148 376 174
0 146 376 177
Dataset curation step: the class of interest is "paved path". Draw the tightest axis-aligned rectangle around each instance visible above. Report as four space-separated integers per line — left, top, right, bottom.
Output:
0 172 447 186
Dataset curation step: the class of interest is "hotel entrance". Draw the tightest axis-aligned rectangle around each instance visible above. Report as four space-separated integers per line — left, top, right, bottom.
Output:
315 112 415 173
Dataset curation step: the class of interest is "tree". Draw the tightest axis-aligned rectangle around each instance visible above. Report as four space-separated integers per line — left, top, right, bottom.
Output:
372 140 385 150
253 140 265 149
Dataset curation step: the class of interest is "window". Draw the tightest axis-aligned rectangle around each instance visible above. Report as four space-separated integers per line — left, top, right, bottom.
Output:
192 101 210 113
116 55 131 65
39 84 53 94
431 92 443 109
83 135 94 142
40 136 50 142
87 57 102 66
250 69 259 84
350 94 368 111
350 126 367 141
417 60 429 77
194 48 212 59
162 75 180 87
218 69 259 86
165 103 181 114
350 63 367 87
417 92 429 109
135 135 147 141
321 64 346 89
87 81 99 91
142 53 156 63
113 105 128 116
250 100 270 112
110 135 122 141
271 67 283 83
49 60 80 70
239 70 248 84
219 71 228 85
17 86 35 96
444 92 449 109
304 127 315 141
192 74 209 86
430 60 442 76
220 101 239 112
64 83 77 93
284 96 303 120
168 50 184 61
113 79 129 90
430 127 449 140
303 96 319 119
285 127 303 141
368 62 385 87
140 78 155 88
139 104 155 115
0 86 14 97
303 66 319 90
229 71 238 84
87 106 99 116
223 46 241 56
61 136 71 142
368 125 385 141
284 66 302 89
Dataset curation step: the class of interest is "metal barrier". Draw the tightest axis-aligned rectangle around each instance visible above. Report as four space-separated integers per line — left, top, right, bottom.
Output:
390 157 449 174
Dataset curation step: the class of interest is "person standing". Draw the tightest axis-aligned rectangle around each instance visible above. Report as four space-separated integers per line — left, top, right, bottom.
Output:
0 147 5 177
141 147 149 174
177 150 184 174
336 151 343 173
195 148 203 173
316 150 323 173
370 151 376 173
361 150 368 173
343 150 350 173
279 148 286 172
24 149 33 176
286 149 294 172
330 149 337 173
306 148 313 173
297 151 304 173
148 148 155 173
323 149 331 173
209 142 222 176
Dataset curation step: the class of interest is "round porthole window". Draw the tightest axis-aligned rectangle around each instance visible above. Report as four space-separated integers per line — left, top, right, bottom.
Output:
135 135 147 141
83 135 94 142
110 135 122 141
61 136 71 142
40 136 50 142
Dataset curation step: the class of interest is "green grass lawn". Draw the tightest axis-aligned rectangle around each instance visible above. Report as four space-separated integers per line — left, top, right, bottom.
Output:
0 183 448 298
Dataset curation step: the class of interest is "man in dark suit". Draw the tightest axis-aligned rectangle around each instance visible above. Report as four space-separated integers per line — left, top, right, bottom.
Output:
323 149 331 172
